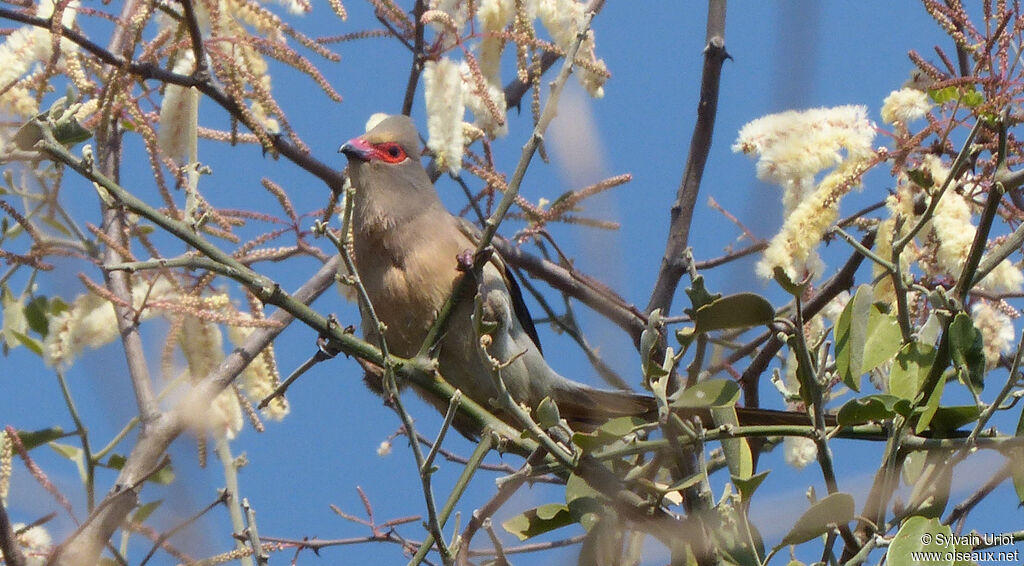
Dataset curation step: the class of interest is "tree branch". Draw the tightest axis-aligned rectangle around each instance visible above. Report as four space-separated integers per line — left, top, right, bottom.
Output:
646 0 728 316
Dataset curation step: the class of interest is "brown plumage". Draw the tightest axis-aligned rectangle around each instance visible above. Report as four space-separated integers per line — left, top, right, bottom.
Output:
339 114 829 436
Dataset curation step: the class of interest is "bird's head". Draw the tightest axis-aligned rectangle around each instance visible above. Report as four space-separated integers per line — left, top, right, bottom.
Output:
338 114 421 168
338 114 441 224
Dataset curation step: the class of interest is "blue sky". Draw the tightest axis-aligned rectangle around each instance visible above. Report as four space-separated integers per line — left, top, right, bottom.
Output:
4 2 1021 565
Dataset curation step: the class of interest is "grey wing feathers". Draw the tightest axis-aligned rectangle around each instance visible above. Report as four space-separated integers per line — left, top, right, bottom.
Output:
454 217 543 352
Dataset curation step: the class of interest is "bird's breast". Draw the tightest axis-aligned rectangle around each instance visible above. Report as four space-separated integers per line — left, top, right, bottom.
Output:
353 226 464 358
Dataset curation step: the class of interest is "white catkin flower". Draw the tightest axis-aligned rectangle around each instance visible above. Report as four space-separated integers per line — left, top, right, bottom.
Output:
44 278 177 368
476 0 514 79
227 321 289 421
536 0 607 97
784 436 818 469
756 155 872 280
365 112 390 132
971 302 1015 370
925 156 1024 293
460 61 508 138
14 522 52 566
181 316 224 380
14 524 52 550
178 383 244 440
424 57 466 173
0 0 79 120
477 0 514 31
377 440 393 457
211 389 244 439
881 88 932 124
734 105 875 187
735 106 876 281
429 0 469 48
158 52 199 164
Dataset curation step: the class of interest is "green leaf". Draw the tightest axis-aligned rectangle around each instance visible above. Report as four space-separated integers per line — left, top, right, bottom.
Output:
12 120 44 150
671 379 740 409
2 287 28 350
861 305 903 373
106 453 176 485
906 168 935 189
22 296 50 336
52 119 92 147
132 499 164 524
49 441 83 462
16 427 65 450
835 285 873 391
734 470 771 502
675 326 696 352
918 312 943 346
663 472 706 495
535 397 560 429
887 517 953 566
49 296 70 317
836 394 912 426
779 493 855 547
920 405 980 434
566 472 606 532
692 293 774 333
640 309 667 381
572 416 646 451
915 368 946 434
10 331 43 355
904 450 952 518
713 406 752 479
928 86 959 105
961 89 984 108
38 216 72 237
949 313 985 393
683 275 720 315
889 342 937 401
772 266 807 296
502 503 572 541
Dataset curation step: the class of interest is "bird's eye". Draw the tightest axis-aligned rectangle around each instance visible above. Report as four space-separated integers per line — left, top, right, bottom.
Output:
376 142 406 163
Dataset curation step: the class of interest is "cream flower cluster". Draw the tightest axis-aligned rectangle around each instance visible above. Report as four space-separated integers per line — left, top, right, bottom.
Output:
734 105 876 280
0 0 80 135
228 319 289 422
44 280 287 438
879 155 1023 295
424 58 466 174
158 52 200 165
157 0 288 162
44 278 177 369
971 302 1015 369
929 184 1023 293
536 0 608 97
880 87 932 125
13 523 52 566
422 0 609 173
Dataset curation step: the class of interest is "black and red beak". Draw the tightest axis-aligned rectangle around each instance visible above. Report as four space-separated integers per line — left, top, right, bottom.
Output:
338 137 374 161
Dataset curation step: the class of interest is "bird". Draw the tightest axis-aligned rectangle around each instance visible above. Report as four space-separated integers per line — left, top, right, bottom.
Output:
338 114 827 436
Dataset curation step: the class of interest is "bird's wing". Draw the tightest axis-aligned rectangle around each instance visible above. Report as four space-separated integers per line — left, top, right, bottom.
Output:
454 217 542 352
